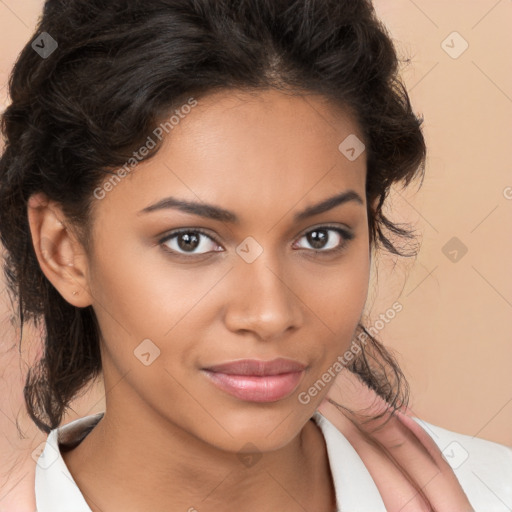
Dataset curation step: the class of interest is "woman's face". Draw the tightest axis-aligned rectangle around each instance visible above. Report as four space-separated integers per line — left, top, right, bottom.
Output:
84 88 370 452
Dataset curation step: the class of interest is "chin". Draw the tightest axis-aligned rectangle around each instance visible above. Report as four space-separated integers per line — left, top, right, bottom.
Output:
191 404 312 453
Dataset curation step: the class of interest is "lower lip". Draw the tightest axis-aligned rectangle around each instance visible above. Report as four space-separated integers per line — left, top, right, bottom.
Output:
202 370 305 402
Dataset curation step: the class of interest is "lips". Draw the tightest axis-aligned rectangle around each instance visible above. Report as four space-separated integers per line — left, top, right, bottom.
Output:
203 357 307 376
201 358 307 402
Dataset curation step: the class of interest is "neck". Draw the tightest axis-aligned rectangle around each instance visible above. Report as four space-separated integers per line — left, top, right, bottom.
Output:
62 386 335 512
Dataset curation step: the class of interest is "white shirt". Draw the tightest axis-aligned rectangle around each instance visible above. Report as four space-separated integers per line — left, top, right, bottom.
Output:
35 411 512 511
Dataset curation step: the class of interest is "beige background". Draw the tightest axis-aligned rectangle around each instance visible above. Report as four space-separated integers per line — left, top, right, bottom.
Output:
0 0 511 447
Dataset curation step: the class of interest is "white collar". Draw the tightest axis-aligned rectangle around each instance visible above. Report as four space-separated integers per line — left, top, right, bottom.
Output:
35 411 386 512
311 411 386 511
35 412 103 512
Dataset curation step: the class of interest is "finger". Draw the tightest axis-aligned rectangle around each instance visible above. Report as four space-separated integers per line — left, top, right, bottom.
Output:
394 411 475 512
319 371 474 511
357 409 473 511
319 398 433 512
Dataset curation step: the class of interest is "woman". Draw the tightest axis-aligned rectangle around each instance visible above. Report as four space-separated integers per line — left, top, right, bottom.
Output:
0 0 510 511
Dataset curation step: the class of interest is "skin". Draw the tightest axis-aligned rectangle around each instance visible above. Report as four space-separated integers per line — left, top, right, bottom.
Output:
27 88 371 511
319 372 474 511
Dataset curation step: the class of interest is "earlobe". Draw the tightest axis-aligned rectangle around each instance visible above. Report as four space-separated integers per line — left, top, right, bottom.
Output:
27 192 92 308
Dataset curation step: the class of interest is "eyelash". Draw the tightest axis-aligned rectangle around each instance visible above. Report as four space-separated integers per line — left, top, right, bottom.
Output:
158 225 354 259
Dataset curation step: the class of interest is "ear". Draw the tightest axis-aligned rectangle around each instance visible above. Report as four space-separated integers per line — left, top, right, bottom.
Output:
27 192 93 308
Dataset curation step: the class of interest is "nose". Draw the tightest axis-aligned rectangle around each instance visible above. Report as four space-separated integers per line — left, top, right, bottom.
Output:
223 253 304 342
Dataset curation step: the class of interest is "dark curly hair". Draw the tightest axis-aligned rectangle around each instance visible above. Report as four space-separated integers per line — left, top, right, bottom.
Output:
0 0 425 434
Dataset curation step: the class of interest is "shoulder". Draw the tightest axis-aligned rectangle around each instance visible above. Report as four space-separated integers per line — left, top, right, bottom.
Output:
414 418 512 511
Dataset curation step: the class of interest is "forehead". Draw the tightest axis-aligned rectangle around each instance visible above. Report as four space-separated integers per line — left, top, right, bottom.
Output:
92 89 367 225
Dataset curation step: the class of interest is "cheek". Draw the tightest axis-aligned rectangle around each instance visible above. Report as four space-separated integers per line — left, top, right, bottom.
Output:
86 235 231 369
87 230 192 327
302 241 371 365
304 238 370 329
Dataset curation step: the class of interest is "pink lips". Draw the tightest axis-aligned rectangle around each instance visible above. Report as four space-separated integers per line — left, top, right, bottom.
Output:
202 358 306 402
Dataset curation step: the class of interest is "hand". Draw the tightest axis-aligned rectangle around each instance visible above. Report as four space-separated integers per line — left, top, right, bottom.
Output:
318 370 475 512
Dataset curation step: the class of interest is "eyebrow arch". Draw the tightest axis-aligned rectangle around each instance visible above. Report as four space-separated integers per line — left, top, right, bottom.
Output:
138 190 364 223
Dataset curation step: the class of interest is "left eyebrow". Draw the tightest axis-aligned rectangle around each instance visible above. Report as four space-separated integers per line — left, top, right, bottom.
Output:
138 190 364 223
293 190 364 222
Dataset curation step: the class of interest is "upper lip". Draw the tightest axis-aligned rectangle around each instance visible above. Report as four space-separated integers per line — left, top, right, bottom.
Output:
203 358 307 376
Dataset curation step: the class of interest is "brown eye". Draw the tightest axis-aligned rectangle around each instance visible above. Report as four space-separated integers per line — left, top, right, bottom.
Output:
294 226 354 254
176 232 200 252
305 229 329 249
160 229 221 256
